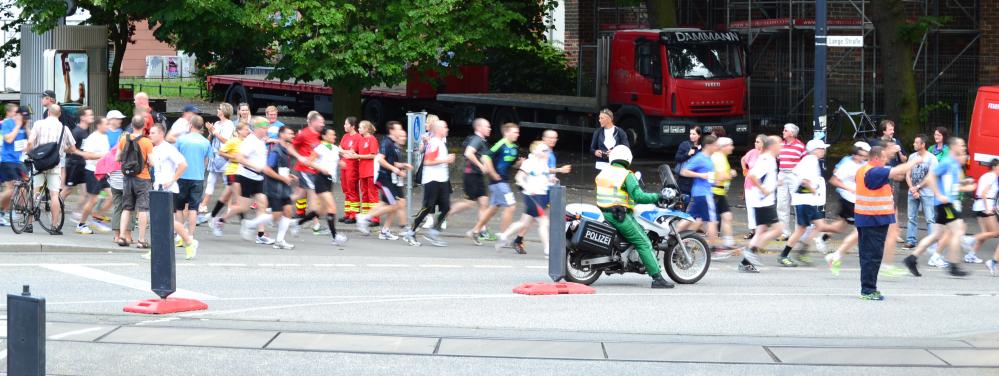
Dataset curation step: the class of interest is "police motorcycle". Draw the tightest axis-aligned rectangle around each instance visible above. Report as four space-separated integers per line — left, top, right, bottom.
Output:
562 164 710 285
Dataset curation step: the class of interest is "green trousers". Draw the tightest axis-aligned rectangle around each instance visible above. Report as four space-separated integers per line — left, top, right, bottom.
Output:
603 210 660 276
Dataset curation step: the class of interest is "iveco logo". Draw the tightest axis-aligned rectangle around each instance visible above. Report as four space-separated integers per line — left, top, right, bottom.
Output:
584 230 612 245
704 82 721 87
989 103 999 110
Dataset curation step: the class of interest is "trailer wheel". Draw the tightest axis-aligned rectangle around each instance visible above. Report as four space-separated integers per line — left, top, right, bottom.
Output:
362 99 388 127
225 85 256 114
620 117 648 154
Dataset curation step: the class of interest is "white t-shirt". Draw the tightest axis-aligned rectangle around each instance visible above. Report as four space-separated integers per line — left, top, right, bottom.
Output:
312 143 341 181
833 156 862 203
973 172 998 212
150 142 186 193
215 119 236 144
237 134 266 181
602 128 616 151
519 157 551 196
421 137 449 184
747 153 778 208
791 154 825 206
169 117 190 139
81 132 110 172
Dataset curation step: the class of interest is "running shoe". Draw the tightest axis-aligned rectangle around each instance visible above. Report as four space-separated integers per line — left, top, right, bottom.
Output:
175 235 184 248
75 224 93 235
422 216 434 229
986 259 997 276
742 230 755 240
964 253 984 264
879 265 907 278
184 240 199 260
903 255 922 277
513 241 527 255
356 214 371 235
378 229 399 240
741 247 763 266
0 214 9 227
333 233 348 246
776 234 789 242
778 257 797 267
948 264 969 277
480 228 498 241
467 230 483 246
88 220 111 234
197 213 211 225
928 254 950 268
738 264 760 273
256 235 275 245
440 220 448 230
313 226 331 236
859 291 885 301
423 229 447 247
710 248 732 261
814 237 828 254
92 215 111 223
211 217 225 237
494 233 508 251
402 231 421 246
824 253 841 276
273 240 295 250
901 242 916 250
795 251 813 266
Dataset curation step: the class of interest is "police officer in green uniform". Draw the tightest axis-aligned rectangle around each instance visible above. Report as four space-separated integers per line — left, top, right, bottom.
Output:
595 146 674 289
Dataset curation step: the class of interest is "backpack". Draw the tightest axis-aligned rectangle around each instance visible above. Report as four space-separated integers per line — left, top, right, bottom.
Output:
118 133 145 177
27 125 66 172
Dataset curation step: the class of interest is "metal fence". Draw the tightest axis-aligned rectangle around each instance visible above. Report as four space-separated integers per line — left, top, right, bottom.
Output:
119 78 204 99
576 44 599 97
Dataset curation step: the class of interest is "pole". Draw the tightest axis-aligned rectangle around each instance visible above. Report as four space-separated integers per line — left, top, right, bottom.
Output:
813 0 828 141
405 112 427 223
548 185 566 282
7 285 45 376
148 189 176 299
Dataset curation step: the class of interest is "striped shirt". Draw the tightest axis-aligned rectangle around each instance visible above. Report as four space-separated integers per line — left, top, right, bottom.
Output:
778 138 805 170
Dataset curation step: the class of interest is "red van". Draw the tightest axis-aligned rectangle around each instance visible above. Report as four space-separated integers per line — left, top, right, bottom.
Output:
967 86 999 180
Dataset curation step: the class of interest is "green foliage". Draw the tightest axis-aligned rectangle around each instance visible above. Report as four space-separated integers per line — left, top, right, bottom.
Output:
486 41 576 95
105 98 134 114
918 101 952 124
897 16 951 44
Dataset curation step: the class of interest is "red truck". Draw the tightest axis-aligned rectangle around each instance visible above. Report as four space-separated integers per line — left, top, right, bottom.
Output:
207 28 749 151
967 86 999 180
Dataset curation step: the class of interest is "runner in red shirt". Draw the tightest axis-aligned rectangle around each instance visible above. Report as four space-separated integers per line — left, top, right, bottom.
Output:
356 121 381 220
339 117 361 222
288 111 324 219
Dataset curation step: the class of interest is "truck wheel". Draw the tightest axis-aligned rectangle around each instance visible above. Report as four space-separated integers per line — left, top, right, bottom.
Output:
620 117 648 154
225 85 256 114
363 99 387 127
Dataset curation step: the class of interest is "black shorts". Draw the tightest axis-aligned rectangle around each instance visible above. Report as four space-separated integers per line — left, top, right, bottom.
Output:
237 175 263 198
175 179 205 211
84 170 109 195
0 162 25 183
795 205 826 226
935 203 960 225
122 176 151 212
422 181 451 213
838 198 855 222
314 173 334 194
463 173 487 200
225 174 237 186
297 171 317 190
377 180 404 204
713 194 731 215
753 205 779 226
524 194 550 218
267 194 292 212
976 210 995 218
64 162 87 186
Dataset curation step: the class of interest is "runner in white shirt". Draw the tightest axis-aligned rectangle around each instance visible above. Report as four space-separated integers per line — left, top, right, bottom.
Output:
739 136 786 272
778 140 841 267
229 118 274 245
143 123 198 259
74 117 112 234
495 142 553 255
968 159 999 269
824 142 870 275
408 119 454 247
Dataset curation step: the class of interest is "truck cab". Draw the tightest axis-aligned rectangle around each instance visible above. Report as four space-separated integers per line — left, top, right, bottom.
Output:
607 29 749 150
967 86 999 180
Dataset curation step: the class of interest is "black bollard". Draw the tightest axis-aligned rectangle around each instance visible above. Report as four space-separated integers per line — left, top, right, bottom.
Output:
548 185 567 282
7 285 45 376
149 189 176 299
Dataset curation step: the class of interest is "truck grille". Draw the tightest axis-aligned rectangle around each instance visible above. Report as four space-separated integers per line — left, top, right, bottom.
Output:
690 105 733 114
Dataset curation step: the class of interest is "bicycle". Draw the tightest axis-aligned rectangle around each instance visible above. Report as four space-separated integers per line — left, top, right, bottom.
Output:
827 100 879 144
9 160 66 234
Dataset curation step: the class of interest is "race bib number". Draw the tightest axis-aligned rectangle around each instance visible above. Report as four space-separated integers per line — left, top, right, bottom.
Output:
278 167 290 177
504 192 516 206
13 139 26 152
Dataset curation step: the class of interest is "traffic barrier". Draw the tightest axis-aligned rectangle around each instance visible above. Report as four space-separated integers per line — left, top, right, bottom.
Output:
547 184 566 282
123 189 207 314
7 285 45 376
513 282 596 296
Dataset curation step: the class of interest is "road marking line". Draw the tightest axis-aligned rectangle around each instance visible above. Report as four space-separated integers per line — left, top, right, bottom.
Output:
182 296 471 317
259 263 300 267
48 326 104 340
39 264 218 301
312 263 357 267
274 264 299 267
0 263 138 267
472 265 514 269
0 349 6 360
418 264 463 268
366 264 410 268
525 265 547 269
136 317 179 326
208 263 247 267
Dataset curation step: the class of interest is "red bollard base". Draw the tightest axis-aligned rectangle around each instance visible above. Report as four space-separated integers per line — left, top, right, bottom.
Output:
513 282 596 295
123 298 208 314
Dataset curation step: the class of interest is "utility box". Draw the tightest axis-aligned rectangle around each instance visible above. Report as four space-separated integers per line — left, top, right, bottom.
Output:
7 286 45 376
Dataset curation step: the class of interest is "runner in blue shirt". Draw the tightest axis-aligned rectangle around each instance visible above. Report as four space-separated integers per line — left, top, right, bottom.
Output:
0 105 28 226
680 135 719 249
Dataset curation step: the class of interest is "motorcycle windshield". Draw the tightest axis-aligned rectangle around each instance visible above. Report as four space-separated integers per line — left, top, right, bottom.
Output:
658 164 679 189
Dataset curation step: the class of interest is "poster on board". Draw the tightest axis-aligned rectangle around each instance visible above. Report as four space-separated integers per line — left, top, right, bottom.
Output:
43 50 89 105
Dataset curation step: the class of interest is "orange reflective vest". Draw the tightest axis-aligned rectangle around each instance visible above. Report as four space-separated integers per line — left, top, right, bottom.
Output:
854 164 895 216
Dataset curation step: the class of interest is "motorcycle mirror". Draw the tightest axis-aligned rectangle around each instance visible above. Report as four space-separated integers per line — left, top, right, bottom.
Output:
634 171 642 181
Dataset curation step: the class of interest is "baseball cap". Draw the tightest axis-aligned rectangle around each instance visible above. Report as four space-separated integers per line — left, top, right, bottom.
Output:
182 104 200 113
806 139 830 152
252 119 269 129
17 107 31 117
40 90 56 99
105 110 126 119
853 141 871 152
716 137 733 147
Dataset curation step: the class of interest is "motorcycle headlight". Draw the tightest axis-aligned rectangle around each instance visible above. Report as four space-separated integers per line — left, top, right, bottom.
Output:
660 187 678 201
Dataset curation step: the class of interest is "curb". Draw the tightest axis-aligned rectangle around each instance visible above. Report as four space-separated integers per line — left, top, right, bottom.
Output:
0 243 142 254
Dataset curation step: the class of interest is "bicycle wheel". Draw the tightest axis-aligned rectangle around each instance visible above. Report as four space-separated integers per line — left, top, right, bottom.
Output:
827 112 844 144
8 183 31 234
36 189 65 233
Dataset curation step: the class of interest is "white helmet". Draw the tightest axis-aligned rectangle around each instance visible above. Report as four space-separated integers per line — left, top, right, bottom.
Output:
608 145 633 166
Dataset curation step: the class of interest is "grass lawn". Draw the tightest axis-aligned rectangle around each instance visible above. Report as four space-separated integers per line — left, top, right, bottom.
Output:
119 77 204 99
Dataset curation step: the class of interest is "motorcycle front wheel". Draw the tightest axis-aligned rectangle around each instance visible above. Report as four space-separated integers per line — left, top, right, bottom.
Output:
662 233 710 284
564 251 602 285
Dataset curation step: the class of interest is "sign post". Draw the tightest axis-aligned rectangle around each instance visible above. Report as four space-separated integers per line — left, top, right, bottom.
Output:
813 0 828 142
548 185 567 282
405 112 427 222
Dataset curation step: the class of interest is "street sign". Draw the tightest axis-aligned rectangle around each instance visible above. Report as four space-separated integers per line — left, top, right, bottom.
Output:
405 112 427 222
827 35 863 48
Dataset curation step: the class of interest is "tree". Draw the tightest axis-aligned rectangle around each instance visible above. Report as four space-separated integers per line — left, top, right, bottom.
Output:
869 0 920 140
644 0 677 28
248 0 525 124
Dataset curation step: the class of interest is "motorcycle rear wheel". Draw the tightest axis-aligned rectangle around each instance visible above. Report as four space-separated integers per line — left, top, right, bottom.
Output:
564 252 602 285
662 233 710 284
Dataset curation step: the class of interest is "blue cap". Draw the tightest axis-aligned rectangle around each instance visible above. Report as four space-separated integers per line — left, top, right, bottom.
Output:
182 104 200 113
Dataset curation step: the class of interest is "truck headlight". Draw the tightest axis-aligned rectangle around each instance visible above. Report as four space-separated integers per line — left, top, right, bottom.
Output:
736 124 749 133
